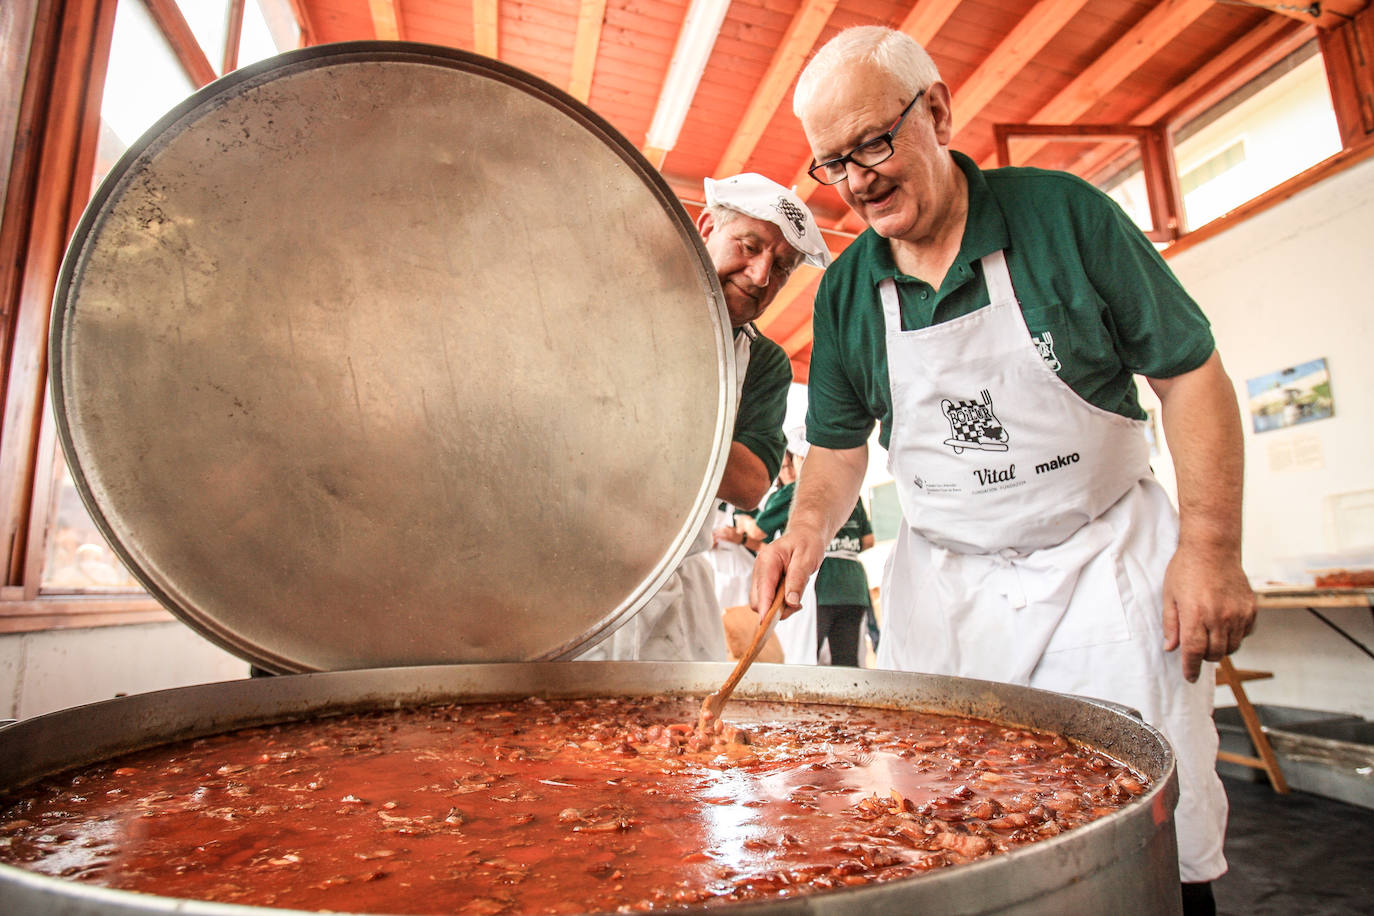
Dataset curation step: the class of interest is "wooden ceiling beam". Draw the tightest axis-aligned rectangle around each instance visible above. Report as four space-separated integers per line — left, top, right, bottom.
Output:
223 0 245 73
779 318 815 355
713 0 839 179
896 0 963 46
950 0 1091 136
1068 16 1307 182
755 265 822 335
143 0 218 87
789 164 818 200
1320 1 1374 146
1237 0 1367 30
642 146 668 169
569 0 608 103
991 0 1214 167
367 0 402 41
474 0 499 58
284 0 315 45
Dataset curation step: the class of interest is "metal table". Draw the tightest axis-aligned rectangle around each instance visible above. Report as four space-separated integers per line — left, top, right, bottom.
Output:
1217 586 1374 793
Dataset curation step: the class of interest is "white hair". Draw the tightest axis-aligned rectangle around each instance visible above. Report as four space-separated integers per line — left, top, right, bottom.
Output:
793 26 942 118
702 203 742 228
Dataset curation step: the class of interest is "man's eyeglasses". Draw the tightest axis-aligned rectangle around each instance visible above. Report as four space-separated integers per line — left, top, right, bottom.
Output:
807 90 925 186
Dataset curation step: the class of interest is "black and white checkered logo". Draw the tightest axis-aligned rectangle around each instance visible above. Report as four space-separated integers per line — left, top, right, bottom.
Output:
775 198 808 235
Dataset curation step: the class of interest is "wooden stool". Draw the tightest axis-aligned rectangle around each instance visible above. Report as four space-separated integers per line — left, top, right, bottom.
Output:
1216 656 1290 793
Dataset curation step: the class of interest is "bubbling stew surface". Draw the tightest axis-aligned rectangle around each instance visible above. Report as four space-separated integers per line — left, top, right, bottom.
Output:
0 696 1148 914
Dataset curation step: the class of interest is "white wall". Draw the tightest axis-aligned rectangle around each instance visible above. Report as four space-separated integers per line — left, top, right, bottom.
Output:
0 622 249 721
1152 154 1374 719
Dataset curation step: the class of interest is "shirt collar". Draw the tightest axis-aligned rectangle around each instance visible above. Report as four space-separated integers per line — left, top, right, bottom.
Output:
860 150 1011 288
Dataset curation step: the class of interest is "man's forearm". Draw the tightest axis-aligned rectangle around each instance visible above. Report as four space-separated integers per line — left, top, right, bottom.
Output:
716 441 771 510
787 445 869 545
1150 352 1244 555
1148 350 1255 679
749 443 868 614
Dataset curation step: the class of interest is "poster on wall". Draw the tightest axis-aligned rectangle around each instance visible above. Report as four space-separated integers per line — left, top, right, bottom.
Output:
1245 357 1334 434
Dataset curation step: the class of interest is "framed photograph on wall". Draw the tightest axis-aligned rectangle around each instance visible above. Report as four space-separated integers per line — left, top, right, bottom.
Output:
1245 357 1334 434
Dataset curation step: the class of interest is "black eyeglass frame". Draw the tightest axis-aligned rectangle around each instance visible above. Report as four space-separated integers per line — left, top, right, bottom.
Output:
807 90 926 186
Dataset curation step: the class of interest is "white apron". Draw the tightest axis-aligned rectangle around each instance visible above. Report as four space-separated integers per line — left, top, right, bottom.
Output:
707 500 755 611
873 251 1227 882
579 329 756 662
774 574 818 664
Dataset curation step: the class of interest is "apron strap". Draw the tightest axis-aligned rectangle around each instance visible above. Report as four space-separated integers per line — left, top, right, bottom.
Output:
979 250 1016 305
878 277 901 336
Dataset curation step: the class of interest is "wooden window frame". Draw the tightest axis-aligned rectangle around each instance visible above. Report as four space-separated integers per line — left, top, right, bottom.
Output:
0 0 306 634
992 123 1183 243
993 9 1374 256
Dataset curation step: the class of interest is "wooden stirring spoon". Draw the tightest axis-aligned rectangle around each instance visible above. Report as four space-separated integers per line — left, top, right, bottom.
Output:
698 587 787 736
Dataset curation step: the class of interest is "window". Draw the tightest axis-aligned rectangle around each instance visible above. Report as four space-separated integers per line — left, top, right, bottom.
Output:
1173 43 1341 230
240 0 302 69
26 0 305 604
1098 153 1153 236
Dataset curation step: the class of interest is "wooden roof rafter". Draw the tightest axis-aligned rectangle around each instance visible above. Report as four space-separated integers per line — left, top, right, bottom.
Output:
712 0 840 180
569 0 608 103
755 265 823 335
1067 15 1310 187
223 0 246 73
895 0 964 47
367 0 403 41
142 0 218 87
474 0 499 59
981 0 1216 168
948 0 1092 137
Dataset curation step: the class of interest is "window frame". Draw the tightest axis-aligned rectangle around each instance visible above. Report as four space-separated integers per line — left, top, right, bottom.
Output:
992 18 1374 253
0 0 306 634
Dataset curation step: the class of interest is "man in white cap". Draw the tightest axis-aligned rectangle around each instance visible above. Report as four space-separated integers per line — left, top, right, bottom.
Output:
582 173 830 662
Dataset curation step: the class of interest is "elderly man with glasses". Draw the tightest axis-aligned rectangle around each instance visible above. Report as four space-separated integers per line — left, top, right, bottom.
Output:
749 26 1254 915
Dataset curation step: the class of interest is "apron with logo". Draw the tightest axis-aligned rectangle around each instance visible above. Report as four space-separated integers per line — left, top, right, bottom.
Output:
580 330 755 662
873 250 1227 881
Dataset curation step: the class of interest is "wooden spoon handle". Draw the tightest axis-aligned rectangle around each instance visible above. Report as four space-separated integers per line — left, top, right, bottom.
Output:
700 586 788 726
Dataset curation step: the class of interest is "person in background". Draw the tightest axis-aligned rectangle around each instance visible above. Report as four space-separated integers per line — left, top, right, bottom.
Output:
581 173 830 661
749 26 1254 914
739 447 816 663
750 430 874 667
708 499 758 612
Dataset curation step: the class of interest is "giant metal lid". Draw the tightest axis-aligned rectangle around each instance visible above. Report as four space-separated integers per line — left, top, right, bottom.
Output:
50 43 734 673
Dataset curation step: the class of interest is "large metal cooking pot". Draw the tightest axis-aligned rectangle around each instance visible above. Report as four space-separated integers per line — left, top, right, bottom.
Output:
0 663 1181 915
32 39 1182 916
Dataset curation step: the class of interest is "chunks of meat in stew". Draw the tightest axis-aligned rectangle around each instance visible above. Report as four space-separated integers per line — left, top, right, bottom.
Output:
0 696 1148 915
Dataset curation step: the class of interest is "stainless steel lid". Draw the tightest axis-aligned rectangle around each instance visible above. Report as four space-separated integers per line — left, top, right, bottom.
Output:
50 43 734 673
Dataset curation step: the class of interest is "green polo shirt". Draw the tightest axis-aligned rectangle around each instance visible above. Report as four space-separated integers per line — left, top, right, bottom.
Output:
806 151 1215 451
752 480 794 538
815 500 872 607
735 325 790 487
755 485 871 606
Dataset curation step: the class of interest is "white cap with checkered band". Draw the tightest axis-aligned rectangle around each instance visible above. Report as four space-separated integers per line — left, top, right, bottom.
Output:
703 173 832 269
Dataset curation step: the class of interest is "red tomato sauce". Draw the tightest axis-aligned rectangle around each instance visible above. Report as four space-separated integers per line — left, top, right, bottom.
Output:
0 696 1147 914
